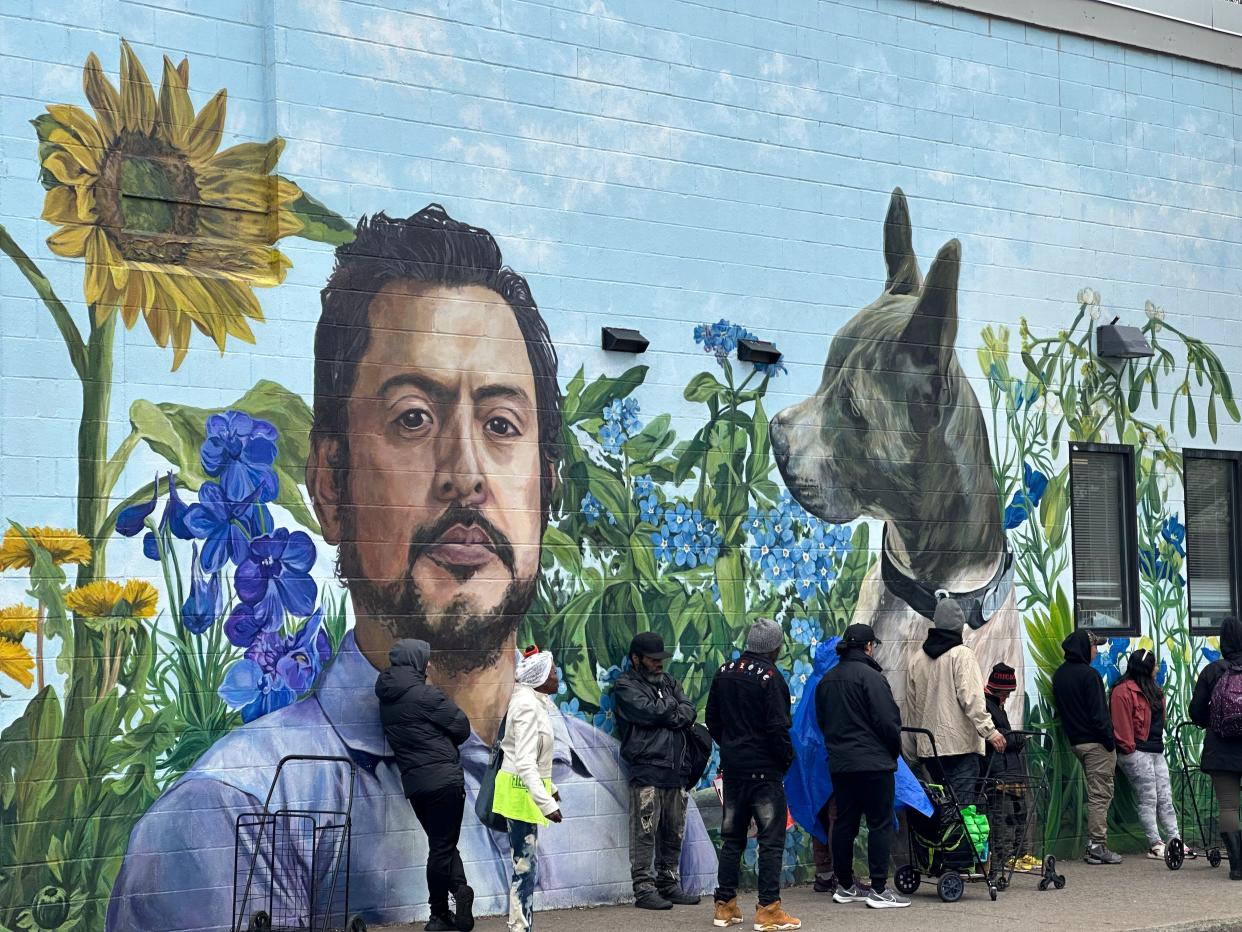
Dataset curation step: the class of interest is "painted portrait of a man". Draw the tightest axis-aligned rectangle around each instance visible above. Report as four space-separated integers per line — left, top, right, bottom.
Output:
107 206 717 931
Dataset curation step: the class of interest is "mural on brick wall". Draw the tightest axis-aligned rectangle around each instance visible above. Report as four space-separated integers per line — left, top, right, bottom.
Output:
0 39 1239 932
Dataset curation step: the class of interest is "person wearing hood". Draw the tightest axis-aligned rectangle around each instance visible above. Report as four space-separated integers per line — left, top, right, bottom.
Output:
376 639 475 931
1190 615 1242 880
1111 648 1181 860
904 598 1005 805
1052 629 1121 865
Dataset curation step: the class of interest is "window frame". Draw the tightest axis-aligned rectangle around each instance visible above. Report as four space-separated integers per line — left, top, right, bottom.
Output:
1068 440 1141 636
1182 447 1242 635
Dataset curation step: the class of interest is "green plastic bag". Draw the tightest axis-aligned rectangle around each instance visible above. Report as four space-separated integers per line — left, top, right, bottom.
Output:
961 804 991 861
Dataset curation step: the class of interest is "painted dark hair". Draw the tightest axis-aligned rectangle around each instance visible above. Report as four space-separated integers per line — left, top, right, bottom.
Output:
312 205 562 520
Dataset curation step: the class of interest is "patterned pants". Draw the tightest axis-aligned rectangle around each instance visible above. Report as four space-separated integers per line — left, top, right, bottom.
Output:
628 784 688 896
1117 750 1180 846
507 820 539 932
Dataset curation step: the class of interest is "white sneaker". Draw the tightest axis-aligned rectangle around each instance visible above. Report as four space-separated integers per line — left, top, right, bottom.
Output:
866 889 911 909
1147 843 1166 860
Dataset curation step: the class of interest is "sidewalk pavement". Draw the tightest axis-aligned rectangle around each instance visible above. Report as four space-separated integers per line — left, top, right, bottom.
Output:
377 856 1242 932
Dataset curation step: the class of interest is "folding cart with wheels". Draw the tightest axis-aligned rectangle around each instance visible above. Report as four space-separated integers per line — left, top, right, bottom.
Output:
1165 721 1223 871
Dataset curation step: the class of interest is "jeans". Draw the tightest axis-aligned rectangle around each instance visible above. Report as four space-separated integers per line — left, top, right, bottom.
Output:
714 778 787 907
985 790 1026 864
812 797 837 880
920 753 981 806
1212 772 1242 833
831 771 895 892
507 819 539 932
628 784 689 896
1072 743 1117 845
1117 750 1180 846
408 783 467 917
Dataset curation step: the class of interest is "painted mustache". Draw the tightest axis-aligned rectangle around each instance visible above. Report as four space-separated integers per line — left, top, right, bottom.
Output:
405 504 516 579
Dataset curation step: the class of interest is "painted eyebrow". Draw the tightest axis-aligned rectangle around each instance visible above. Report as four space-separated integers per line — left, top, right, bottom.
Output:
378 373 456 405
474 384 531 406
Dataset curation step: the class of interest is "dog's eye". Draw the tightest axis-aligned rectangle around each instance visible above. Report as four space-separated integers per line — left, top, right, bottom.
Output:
842 394 863 422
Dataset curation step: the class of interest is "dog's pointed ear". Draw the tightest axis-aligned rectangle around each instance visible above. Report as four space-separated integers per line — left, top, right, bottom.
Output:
903 239 960 372
884 187 922 296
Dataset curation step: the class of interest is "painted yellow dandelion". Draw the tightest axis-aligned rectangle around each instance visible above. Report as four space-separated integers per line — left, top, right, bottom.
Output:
64 578 158 619
0 640 35 690
0 605 38 642
36 40 307 369
0 525 91 571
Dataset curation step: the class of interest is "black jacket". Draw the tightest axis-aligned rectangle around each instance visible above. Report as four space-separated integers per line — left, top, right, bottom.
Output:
375 639 471 796
1051 630 1115 751
614 668 697 787
983 692 1026 782
705 651 794 778
1190 616 1242 774
815 647 901 774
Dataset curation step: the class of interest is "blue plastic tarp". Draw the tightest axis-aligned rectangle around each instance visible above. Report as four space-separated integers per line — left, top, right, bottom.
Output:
785 638 932 843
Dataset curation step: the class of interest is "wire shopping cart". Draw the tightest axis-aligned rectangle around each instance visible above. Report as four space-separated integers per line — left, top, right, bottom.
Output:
231 754 367 932
1165 721 1223 871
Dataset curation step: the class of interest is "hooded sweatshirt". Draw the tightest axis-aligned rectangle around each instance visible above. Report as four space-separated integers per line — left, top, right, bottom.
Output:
1190 616 1242 773
1051 630 1115 750
375 638 471 796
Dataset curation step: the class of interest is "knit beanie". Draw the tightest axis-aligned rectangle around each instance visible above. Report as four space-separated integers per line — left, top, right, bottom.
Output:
746 617 784 654
987 662 1017 693
933 597 965 633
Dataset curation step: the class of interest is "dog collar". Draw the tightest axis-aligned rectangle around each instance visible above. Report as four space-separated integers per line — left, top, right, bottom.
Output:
879 530 1015 630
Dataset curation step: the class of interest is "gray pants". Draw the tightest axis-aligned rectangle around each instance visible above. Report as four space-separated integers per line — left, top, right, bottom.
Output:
1072 743 1117 845
1117 750 1180 846
629 784 688 896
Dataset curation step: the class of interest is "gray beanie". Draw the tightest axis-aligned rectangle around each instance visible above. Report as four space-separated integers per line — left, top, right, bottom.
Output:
746 617 784 654
934 597 965 633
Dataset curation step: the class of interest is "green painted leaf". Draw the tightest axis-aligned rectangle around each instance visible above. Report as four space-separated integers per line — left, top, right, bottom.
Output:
1038 471 1069 551
571 366 648 425
629 529 658 587
1187 390 1197 438
684 371 726 404
281 182 356 245
10 523 71 673
674 428 710 485
624 413 675 463
1209 391 1218 443
715 549 744 628
127 379 319 534
542 525 582 578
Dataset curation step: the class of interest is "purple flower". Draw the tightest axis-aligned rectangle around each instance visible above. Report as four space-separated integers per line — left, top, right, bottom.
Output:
224 602 266 648
220 610 332 722
201 411 280 504
142 473 194 560
274 609 331 692
180 543 221 634
1161 515 1186 557
185 482 265 573
116 480 159 538
1003 463 1049 530
218 659 296 723
235 528 317 626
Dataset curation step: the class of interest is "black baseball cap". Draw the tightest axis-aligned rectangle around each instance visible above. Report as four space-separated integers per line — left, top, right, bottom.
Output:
629 631 673 660
841 623 881 649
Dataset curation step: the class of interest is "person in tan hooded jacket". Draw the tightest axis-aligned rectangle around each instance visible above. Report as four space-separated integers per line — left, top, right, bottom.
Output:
904 598 1006 804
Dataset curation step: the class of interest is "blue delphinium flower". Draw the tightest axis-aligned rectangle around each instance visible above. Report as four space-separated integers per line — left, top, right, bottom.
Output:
1204 646 1223 664
220 611 331 722
1156 659 1168 688
185 483 266 573
218 659 296 723
116 481 160 538
1091 637 1130 687
234 528 317 626
1161 515 1186 556
142 473 195 560
201 411 280 503
180 543 221 635
1003 462 1049 530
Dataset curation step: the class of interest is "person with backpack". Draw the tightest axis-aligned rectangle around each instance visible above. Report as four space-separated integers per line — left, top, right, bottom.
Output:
1111 648 1181 860
1190 615 1242 880
613 632 702 910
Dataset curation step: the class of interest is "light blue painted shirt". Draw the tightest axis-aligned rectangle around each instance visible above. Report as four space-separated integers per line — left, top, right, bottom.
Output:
107 632 718 931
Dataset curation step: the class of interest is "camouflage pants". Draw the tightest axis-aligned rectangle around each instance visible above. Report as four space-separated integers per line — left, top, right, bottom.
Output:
628 784 688 896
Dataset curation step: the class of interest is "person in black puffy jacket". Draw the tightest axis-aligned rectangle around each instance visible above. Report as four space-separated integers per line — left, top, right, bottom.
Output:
815 623 906 907
1052 629 1120 866
1190 615 1242 879
376 639 474 931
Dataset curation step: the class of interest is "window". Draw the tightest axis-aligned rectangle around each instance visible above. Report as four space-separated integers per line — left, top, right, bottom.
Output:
1069 443 1140 633
1184 450 1242 633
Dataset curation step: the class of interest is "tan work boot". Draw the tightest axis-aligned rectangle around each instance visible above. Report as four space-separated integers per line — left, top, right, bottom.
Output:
753 900 801 931
712 897 743 927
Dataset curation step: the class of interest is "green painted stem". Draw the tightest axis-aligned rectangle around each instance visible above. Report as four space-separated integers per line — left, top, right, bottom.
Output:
0 222 87 379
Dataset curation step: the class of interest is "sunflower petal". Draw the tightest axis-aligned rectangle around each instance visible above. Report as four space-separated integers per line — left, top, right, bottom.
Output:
46 104 106 160
185 89 228 163
43 149 88 186
0 641 34 690
120 40 156 135
210 138 284 175
169 312 193 370
157 55 194 147
83 52 121 141
42 186 80 226
46 223 91 258
47 124 100 175
85 228 125 309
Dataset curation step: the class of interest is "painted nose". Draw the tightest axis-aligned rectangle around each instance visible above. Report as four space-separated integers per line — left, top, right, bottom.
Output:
769 410 789 466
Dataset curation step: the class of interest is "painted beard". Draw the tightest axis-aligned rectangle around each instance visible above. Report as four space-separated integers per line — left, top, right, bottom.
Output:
336 502 536 677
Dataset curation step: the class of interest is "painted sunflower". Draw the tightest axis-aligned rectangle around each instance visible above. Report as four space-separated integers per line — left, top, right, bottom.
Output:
37 40 306 369
0 525 92 571
0 605 38 641
0 640 35 690
64 578 158 620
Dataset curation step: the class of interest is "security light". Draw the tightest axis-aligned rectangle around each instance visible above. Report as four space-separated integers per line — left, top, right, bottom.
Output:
601 326 649 354
737 338 782 365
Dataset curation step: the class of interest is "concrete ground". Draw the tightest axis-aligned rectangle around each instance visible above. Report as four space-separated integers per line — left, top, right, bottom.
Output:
377 856 1242 932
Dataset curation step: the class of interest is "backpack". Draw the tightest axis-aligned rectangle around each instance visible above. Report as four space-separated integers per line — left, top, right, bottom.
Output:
683 723 713 791
1209 663 1242 738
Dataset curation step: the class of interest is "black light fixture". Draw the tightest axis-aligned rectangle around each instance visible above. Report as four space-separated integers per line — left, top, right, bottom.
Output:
1096 316 1154 360
601 326 649 354
737 338 782 366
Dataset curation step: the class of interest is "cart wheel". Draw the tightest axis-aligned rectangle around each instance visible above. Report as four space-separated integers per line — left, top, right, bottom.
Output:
248 912 271 932
1053 874 1066 890
1038 878 1050 891
1043 854 1057 878
894 864 921 895
1165 837 1185 871
989 885 998 901
996 876 1010 891
346 915 368 932
1209 847 1223 869
937 872 964 903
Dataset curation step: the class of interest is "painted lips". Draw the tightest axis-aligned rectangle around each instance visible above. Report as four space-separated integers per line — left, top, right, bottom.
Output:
426 523 496 569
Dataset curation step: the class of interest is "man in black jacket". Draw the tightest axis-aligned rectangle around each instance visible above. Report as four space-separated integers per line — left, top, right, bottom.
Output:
1051 630 1121 866
706 618 801 931
614 631 701 910
376 639 475 931
816 623 908 909
983 662 1027 870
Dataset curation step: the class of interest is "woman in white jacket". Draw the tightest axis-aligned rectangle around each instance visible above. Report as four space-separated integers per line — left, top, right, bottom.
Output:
493 646 563 932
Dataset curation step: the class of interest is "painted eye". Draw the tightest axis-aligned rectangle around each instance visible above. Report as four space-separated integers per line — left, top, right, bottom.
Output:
398 409 430 431
486 416 518 437
843 394 863 421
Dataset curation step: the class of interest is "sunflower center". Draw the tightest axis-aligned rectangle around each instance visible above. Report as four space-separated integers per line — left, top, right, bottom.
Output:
96 131 200 263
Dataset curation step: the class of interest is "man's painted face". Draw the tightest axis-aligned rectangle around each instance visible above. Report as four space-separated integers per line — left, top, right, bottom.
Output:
327 282 545 673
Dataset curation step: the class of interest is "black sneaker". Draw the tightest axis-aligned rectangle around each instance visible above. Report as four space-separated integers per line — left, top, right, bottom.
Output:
657 886 702 905
453 884 475 932
425 914 456 932
635 891 674 910
813 875 837 894
1083 843 1122 865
